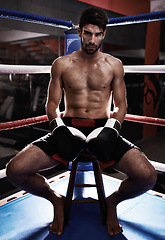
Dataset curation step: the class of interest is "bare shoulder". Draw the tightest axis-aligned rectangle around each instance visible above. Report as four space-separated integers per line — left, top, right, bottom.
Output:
51 52 77 72
52 55 67 70
103 53 123 70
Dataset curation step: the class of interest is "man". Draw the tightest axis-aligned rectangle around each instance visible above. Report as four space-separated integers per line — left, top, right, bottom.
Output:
6 7 157 237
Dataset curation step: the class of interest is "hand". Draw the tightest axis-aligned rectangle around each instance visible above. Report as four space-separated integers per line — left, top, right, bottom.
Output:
86 118 121 162
50 118 86 161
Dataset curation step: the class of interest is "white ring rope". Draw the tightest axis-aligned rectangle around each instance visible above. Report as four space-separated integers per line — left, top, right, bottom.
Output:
149 160 165 172
124 65 165 74
0 64 165 74
0 169 6 179
0 64 51 74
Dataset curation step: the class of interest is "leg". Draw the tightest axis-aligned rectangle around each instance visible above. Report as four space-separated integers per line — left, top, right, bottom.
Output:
106 148 157 236
6 144 65 235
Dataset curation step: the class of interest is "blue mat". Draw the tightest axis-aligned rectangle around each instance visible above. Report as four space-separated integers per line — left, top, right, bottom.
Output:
0 172 165 240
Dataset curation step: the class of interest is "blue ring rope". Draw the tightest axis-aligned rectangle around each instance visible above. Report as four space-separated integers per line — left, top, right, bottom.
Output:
108 10 165 26
0 7 165 29
0 7 73 29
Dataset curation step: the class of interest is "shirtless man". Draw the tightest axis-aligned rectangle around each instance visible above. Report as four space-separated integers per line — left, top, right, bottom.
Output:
6 7 157 237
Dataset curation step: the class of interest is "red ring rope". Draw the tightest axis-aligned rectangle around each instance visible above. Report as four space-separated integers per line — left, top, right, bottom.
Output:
124 114 165 126
0 113 165 131
0 115 48 131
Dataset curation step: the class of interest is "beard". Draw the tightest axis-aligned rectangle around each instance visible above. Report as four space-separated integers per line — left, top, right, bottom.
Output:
81 39 102 55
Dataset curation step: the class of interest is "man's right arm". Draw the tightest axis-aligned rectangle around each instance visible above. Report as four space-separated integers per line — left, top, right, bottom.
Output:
46 57 63 122
46 57 86 162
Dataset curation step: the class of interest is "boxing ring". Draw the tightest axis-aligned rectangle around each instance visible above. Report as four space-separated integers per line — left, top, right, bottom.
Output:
0 7 165 240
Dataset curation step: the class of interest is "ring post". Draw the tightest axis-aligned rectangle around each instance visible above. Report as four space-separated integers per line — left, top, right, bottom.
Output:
64 28 81 55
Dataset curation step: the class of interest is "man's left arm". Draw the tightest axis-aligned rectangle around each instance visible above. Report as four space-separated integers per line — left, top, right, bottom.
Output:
111 59 127 125
85 59 127 162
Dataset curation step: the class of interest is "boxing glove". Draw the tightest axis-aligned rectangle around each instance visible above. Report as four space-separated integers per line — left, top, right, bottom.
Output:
50 118 86 161
86 118 121 162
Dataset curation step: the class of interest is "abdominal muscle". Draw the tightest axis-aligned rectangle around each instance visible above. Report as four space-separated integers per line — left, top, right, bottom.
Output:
63 88 111 119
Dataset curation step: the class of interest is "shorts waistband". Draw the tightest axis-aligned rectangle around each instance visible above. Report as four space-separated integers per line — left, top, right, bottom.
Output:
62 117 108 127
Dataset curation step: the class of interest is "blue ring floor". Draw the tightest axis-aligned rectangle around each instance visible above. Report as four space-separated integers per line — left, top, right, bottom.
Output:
0 171 165 240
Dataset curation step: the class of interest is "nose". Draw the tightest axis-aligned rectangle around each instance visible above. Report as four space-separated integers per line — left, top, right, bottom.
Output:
89 34 95 44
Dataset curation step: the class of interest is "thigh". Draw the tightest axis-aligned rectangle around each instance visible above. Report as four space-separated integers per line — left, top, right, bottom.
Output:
113 148 155 180
8 144 60 176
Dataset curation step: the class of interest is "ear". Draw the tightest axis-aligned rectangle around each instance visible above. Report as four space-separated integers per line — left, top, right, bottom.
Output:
77 27 81 37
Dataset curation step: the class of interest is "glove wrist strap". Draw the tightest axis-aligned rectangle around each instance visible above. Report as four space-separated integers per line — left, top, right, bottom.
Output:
50 118 64 132
105 118 121 134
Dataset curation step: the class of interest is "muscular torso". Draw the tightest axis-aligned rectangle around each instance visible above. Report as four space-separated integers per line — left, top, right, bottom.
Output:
60 51 115 119
47 50 125 121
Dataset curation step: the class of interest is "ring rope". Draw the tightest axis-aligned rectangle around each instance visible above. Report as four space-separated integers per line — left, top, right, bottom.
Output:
0 64 165 74
107 10 165 26
0 113 165 131
0 115 48 131
149 160 165 172
124 65 165 74
0 7 73 29
0 64 51 74
0 8 165 29
124 114 165 126
0 113 165 179
0 169 6 179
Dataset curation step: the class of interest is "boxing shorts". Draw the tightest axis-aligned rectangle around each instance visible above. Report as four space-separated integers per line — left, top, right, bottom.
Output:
32 117 139 170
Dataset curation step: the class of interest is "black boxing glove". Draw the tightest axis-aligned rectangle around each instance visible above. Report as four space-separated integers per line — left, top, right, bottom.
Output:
86 118 121 162
50 118 86 161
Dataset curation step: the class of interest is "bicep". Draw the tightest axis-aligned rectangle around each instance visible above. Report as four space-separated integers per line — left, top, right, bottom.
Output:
111 62 126 108
49 59 63 101
46 60 63 119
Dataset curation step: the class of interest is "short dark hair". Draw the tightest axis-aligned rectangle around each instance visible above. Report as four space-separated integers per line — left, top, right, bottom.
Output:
79 7 108 31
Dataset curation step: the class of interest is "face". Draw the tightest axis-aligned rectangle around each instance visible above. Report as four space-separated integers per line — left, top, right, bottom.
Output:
78 24 106 55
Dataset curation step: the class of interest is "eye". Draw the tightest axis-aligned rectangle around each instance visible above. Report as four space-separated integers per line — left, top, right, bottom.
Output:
84 30 92 36
96 32 103 37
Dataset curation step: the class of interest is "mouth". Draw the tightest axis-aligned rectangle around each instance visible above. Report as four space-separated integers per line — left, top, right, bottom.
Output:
86 44 97 49
82 43 98 55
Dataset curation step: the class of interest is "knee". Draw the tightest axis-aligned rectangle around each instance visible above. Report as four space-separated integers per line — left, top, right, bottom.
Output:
140 166 157 190
6 160 16 181
148 167 157 188
6 158 22 183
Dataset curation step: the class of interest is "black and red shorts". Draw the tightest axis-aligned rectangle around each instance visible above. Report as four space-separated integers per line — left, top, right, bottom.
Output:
32 117 139 170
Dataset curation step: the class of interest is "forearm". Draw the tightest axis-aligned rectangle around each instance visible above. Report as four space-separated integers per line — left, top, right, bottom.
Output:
46 102 60 122
111 102 127 124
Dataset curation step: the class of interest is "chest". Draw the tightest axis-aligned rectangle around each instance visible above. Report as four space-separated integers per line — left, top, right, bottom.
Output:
62 60 114 90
